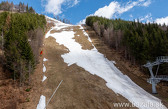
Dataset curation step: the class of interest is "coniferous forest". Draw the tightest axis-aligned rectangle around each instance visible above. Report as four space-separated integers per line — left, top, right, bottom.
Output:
0 11 46 85
86 16 168 74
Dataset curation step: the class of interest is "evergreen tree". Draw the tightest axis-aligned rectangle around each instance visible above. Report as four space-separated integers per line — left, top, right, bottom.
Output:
28 7 35 13
26 4 28 12
0 12 46 84
86 16 168 66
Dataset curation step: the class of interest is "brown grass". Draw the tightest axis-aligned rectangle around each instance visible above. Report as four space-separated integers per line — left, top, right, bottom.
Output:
41 25 137 109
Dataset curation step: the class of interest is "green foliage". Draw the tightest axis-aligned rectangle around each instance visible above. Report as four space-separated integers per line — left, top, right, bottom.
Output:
86 16 168 66
25 88 31 92
86 16 131 30
28 7 35 13
0 12 8 48
0 12 8 32
123 22 168 64
0 12 46 81
26 4 28 12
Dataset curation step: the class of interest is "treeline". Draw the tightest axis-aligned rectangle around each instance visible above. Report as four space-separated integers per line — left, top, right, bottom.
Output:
0 1 35 13
54 15 71 24
0 12 46 85
86 16 168 66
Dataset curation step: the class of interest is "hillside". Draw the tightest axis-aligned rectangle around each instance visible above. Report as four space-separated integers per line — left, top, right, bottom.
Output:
0 0 167 109
0 12 168 109
86 16 168 66
29 17 168 109
0 11 46 108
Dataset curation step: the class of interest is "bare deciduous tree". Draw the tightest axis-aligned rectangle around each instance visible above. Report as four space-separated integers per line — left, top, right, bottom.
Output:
93 22 100 36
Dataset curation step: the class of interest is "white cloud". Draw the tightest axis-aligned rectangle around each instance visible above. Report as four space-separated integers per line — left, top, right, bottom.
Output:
74 0 79 6
130 14 133 18
94 0 152 19
139 13 153 23
66 0 79 8
117 1 138 14
44 0 64 15
94 2 119 19
155 16 168 26
141 0 151 7
78 0 152 24
42 0 79 16
77 19 86 25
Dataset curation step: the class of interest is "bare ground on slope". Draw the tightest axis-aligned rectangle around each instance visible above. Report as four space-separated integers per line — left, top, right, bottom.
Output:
41 25 137 109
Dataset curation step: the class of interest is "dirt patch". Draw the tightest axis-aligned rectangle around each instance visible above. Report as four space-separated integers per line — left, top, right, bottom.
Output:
46 22 55 31
50 29 62 33
73 26 94 50
50 26 74 34
0 72 38 109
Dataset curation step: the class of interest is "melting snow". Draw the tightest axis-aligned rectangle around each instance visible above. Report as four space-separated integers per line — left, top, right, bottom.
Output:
43 58 48 62
111 61 116 64
45 18 167 109
79 25 84 30
43 64 46 72
42 76 47 82
36 95 46 109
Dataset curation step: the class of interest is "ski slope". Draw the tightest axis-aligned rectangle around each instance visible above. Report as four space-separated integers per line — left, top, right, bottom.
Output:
43 17 167 109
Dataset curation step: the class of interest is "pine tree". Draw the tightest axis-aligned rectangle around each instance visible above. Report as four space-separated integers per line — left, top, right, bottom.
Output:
19 2 22 12
28 7 35 13
26 4 28 13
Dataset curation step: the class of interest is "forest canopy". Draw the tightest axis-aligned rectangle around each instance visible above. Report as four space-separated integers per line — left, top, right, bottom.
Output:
86 16 168 65
0 12 46 84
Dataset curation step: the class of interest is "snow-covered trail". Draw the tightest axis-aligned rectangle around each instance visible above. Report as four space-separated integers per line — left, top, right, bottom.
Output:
45 17 167 109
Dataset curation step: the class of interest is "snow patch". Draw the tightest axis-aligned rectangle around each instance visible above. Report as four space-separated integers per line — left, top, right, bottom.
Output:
79 25 84 30
43 64 46 72
36 95 46 109
42 76 47 82
111 61 116 64
43 58 48 62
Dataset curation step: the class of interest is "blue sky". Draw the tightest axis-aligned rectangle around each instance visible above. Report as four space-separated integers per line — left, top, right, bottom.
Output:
1 0 168 25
